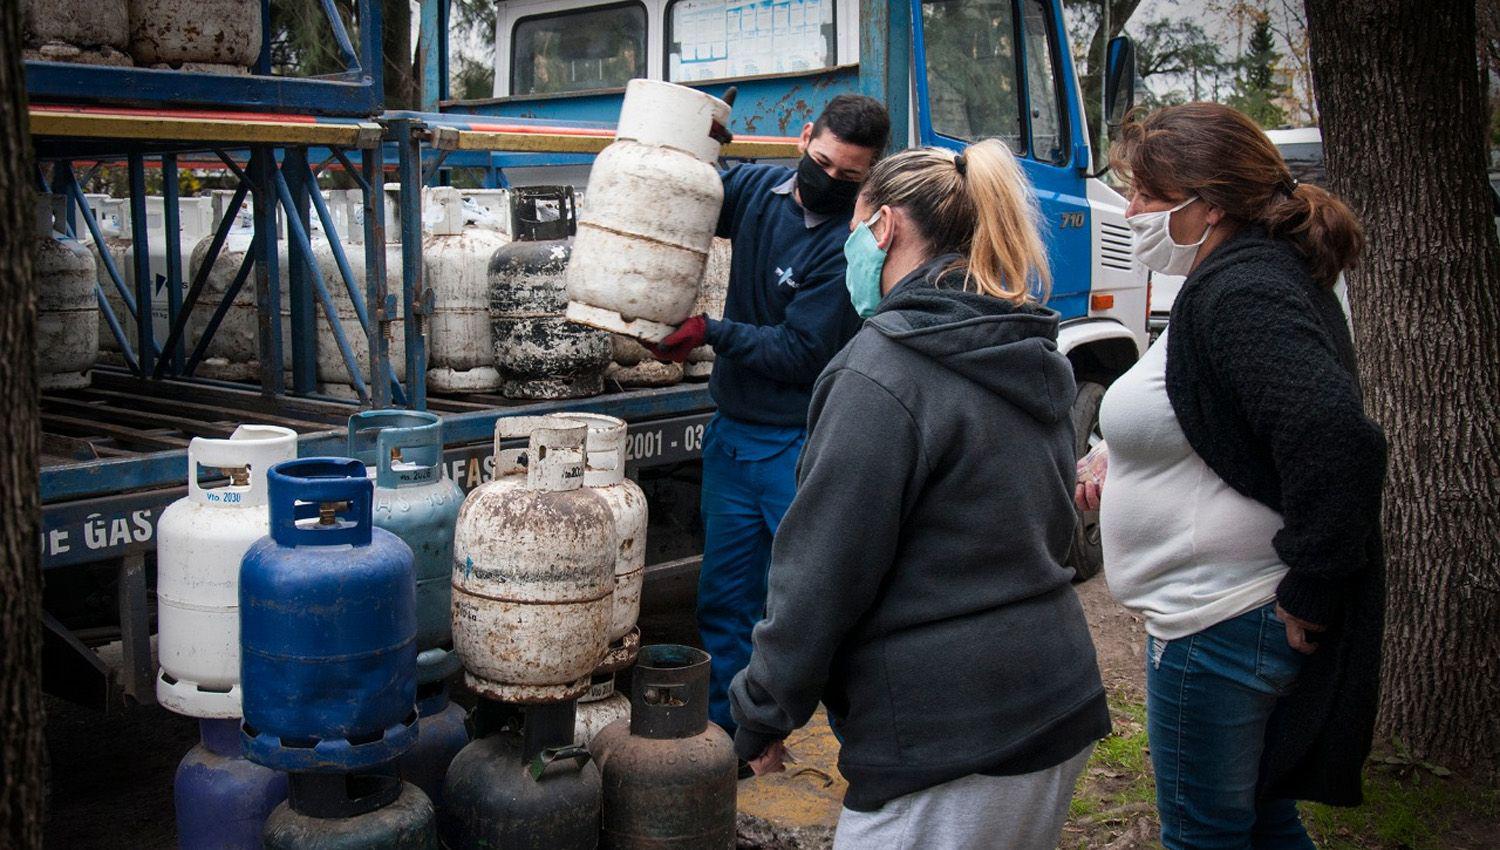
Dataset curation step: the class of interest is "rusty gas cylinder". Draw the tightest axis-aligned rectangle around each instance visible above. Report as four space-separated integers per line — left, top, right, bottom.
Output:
684 237 731 380
128 0 261 73
591 645 737 849
490 187 611 399
546 413 645 673
451 417 616 702
33 194 98 390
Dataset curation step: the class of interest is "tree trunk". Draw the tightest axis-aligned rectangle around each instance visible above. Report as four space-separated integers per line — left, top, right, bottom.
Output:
0 1 46 846
382 0 415 109
1305 0 1500 777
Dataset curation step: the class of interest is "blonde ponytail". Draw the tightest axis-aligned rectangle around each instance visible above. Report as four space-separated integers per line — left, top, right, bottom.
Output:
860 141 1050 305
959 140 1050 303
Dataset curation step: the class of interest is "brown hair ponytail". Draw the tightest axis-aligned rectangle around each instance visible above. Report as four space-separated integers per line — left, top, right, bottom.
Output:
1110 102 1364 288
860 140 1050 304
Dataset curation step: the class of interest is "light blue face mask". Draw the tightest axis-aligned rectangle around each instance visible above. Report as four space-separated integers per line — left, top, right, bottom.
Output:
843 209 887 319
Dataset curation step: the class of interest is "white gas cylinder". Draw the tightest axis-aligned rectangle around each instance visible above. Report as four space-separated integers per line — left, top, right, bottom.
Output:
316 186 406 396
452 417 616 702
575 673 631 746
565 79 729 342
547 412 646 673
424 187 511 393
155 424 298 718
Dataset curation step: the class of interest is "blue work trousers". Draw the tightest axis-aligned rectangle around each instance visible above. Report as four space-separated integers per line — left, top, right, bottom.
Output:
696 419 803 737
1146 601 1317 850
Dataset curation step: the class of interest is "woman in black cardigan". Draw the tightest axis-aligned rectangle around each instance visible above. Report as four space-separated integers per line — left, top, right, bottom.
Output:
1077 103 1387 849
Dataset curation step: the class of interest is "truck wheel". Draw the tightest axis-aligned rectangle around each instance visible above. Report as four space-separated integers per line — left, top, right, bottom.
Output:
1067 381 1106 582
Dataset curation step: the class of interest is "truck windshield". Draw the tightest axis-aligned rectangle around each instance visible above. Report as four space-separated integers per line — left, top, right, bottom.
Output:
511 2 648 95
920 0 1024 154
667 0 838 82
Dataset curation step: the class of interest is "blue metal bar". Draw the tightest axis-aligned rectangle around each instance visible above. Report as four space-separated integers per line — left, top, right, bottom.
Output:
283 149 318 395
213 150 251 187
249 148 285 394
362 141 395 409
184 235 256 378
319 0 360 70
422 148 453 187
274 168 371 404
420 0 443 112
153 183 251 379
361 0 383 103
306 162 373 339
25 63 382 118
331 148 372 193
161 154 185 373
395 120 428 410
93 284 140 374
126 155 156 376
60 168 144 328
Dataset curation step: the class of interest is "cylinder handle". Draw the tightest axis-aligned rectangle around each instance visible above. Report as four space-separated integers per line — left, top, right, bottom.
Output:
528 744 592 782
267 457 374 547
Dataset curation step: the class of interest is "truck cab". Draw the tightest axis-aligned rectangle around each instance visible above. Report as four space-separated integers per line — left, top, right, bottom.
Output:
436 0 1146 576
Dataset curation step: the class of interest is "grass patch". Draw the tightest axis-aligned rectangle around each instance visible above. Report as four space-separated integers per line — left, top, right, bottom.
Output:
1301 762 1500 850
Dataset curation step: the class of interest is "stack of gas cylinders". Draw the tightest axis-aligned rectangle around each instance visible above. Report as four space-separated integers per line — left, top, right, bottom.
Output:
443 412 736 848
155 410 735 847
239 456 435 848
156 425 298 848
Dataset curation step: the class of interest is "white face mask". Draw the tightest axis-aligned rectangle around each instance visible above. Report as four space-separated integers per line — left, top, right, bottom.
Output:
1127 196 1211 276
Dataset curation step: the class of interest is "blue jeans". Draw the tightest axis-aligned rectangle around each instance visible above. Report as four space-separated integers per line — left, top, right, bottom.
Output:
1146 602 1316 850
696 418 803 737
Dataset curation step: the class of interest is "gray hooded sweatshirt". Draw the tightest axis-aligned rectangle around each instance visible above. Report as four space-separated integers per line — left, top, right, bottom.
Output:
728 255 1110 811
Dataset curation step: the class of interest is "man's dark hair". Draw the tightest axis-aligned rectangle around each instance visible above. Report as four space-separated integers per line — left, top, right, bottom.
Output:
811 94 891 152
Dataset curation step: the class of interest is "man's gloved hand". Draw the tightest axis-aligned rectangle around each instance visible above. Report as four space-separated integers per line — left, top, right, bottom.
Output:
649 315 708 363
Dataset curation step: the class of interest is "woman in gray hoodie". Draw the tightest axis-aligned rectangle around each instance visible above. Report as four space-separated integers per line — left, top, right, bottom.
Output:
728 140 1109 850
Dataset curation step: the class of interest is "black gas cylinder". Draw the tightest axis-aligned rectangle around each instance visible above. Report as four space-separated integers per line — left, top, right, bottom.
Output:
590 644 737 849
439 701 602 850
262 770 438 849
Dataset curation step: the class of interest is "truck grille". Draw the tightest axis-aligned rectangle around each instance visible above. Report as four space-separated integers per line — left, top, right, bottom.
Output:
1100 221 1134 271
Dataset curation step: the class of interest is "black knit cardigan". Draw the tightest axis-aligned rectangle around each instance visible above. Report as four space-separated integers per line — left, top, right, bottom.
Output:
1164 224 1388 806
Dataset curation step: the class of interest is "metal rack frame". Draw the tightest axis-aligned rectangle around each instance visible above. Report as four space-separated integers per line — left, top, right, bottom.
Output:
25 0 383 117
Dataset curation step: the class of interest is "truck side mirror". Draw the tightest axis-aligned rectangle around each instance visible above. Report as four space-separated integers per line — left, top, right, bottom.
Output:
1104 35 1137 128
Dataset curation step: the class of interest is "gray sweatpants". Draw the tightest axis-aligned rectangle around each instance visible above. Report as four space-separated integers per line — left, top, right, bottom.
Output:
832 744 1094 850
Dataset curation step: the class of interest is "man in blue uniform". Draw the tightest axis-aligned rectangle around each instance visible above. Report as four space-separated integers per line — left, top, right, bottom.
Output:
652 95 890 752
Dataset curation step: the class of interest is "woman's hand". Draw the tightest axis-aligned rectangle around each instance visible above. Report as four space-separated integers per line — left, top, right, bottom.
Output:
1074 442 1108 512
1276 603 1326 654
749 739 793 776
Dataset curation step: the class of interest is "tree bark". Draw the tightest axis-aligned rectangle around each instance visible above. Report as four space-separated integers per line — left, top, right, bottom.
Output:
1305 0 1500 777
0 1 46 846
382 0 416 109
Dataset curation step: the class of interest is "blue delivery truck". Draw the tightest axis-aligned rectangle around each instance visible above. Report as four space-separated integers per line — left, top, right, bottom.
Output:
428 0 1148 576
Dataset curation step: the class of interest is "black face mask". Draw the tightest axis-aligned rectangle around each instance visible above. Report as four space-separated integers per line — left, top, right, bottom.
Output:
796 153 861 215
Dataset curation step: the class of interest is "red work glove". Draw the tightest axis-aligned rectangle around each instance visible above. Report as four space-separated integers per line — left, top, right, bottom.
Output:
649 315 708 363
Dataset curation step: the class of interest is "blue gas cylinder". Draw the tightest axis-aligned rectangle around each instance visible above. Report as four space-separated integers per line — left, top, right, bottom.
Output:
240 457 419 773
175 717 289 849
347 410 463 686
396 686 469 809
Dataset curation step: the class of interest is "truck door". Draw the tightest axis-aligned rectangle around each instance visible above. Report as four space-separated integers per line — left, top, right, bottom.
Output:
911 0 1092 319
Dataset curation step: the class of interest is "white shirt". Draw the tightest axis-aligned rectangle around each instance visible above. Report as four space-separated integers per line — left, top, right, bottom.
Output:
1099 329 1288 640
